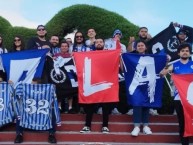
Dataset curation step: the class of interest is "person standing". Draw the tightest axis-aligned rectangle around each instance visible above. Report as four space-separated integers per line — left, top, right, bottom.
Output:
69 31 90 53
160 43 193 145
128 27 151 52
85 28 96 51
10 36 25 52
27 25 51 49
105 29 126 53
50 35 60 56
80 38 111 134
130 40 152 136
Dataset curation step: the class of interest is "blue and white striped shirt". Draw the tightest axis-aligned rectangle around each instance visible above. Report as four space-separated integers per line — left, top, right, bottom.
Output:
0 82 14 127
15 83 61 130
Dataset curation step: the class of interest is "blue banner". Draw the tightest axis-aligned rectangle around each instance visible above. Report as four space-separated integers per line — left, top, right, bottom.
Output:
0 49 49 85
122 53 166 107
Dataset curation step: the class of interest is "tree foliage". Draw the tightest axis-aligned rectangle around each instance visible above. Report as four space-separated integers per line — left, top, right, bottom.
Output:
0 4 139 49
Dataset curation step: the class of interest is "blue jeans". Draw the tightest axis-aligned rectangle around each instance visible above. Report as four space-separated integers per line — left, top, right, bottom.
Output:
133 106 149 126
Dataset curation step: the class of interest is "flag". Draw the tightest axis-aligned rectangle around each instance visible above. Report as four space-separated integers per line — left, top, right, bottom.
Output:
172 74 193 137
0 49 49 86
0 82 14 127
47 56 78 101
122 53 166 107
147 23 179 61
15 83 61 130
73 50 120 104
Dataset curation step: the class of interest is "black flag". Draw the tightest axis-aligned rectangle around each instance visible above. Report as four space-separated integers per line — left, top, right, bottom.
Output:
148 23 179 61
47 56 78 101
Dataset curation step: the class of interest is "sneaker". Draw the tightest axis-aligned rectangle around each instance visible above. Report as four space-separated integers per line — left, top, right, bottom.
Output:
131 126 140 136
97 107 103 115
111 108 121 115
48 133 57 143
80 126 91 133
126 109 133 115
149 109 159 116
68 108 76 114
173 110 177 115
143 126 152 135
102 127 109 134
14 134 23 143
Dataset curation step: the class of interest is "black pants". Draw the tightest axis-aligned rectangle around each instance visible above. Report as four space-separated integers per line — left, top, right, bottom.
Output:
174 100 189 145
84 103 110 128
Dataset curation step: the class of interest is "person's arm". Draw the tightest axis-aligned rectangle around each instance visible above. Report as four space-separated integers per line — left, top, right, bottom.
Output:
160 64 173 77
127 37 135 52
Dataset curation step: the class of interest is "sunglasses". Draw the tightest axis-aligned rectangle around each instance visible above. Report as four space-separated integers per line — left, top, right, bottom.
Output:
76 35 83 38
14 39 21 42
37 28 45 31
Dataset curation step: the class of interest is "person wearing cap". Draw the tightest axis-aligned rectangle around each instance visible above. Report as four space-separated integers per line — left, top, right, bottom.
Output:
27 25 51 49
173 22 193 46
104 29 127 53
128 27 152 52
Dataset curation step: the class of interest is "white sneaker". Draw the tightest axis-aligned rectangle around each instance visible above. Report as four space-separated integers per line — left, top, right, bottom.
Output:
126 109 133 115
143 126 152 135
111 108 121 115
131 126 140 136
173 110 177 115
97 107 102 115
149 109 159 116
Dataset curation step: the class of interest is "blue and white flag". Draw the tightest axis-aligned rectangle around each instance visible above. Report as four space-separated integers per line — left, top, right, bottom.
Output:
0 82 14 127
122 53 166 107
15 83 61 130
0 49 49 87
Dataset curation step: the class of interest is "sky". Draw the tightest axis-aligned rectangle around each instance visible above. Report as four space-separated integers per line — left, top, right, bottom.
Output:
0 0 193 37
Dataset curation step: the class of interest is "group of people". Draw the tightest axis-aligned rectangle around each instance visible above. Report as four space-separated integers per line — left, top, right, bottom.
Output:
0 22 193 145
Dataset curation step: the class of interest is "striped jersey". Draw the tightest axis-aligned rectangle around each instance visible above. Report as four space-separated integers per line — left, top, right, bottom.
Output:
0 82 14 127
15 83 61 130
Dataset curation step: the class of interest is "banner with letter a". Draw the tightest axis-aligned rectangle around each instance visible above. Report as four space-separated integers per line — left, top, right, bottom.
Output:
73 50 120 104
122 53 166 107
0 49 49 87
172 74 193 137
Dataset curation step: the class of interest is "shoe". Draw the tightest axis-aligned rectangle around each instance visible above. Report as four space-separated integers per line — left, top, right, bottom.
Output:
68 108 76 114
173 110 177 115
143 126 152 135
97 107 103 115
80 126 91 133
111 108 121 115
14 134 23 143
126 109 133 115
48 133 57 143
102 127 109 134
131 126 140 136
79 107 85 114
149 109 159 115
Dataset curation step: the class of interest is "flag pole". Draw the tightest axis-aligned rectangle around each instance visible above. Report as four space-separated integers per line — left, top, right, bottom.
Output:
164 75 173 93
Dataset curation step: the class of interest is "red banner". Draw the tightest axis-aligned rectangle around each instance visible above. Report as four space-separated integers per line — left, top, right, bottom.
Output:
73 50 120 104
172 74 193 137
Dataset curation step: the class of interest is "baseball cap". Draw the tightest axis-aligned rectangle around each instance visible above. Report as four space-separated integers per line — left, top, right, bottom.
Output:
113 29 122 38
37 25 46 30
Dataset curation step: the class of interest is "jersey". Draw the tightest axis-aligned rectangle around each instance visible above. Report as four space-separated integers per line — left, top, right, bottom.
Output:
104 38 126 53
0 82 14 127
173 60 193 100
15 83 61 130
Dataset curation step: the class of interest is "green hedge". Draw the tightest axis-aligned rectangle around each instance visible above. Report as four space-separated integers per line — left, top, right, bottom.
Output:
0 4 139 49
